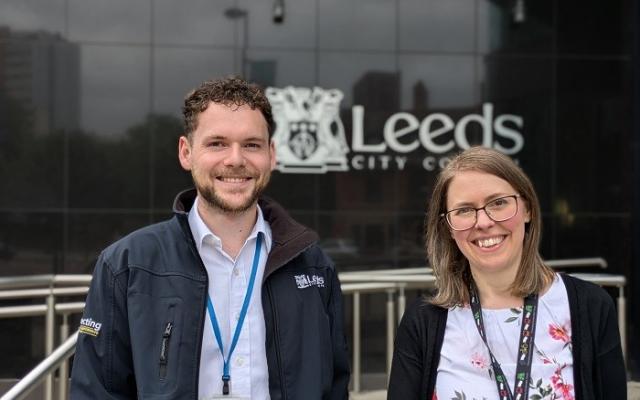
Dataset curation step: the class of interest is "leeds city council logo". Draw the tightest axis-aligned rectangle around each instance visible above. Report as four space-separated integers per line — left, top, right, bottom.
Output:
266 86 349 173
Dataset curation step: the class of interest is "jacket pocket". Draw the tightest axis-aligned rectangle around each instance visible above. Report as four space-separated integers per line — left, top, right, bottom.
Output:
158 314 174 379
129 293 183 396
154 300 181 385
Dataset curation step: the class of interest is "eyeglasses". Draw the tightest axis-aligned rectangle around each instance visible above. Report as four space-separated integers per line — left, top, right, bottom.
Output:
441 194 521 231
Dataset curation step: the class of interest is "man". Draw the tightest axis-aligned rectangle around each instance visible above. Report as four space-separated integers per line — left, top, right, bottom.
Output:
70 76 350 399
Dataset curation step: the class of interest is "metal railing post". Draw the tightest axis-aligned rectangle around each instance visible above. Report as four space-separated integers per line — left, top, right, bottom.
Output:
0 332 78 400
618 286 626 365
385 288 395 381
58 314 70 400
44 291 55 400
351 291 361 393
0 264 628 397
397 284 406 325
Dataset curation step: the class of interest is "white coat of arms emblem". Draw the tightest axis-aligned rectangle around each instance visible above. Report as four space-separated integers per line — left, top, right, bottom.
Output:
266 86 349 173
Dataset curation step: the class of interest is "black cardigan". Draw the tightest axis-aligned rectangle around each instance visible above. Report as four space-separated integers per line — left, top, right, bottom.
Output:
387 274 627 400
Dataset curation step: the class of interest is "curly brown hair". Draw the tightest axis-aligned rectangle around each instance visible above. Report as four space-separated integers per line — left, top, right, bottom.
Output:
182 76 274 140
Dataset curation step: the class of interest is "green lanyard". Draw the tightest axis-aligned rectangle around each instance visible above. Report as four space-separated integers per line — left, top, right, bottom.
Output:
469 282 539 400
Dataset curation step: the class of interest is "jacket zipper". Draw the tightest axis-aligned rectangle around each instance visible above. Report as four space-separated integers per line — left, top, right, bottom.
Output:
159 321 174 379
182 219 209 399
267 284 287 400
176 205 314 398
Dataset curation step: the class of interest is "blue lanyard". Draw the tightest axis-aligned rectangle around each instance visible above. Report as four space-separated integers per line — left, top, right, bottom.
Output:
206 233 263 395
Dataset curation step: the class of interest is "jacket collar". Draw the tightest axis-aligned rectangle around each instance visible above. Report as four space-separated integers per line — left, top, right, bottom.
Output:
173 188 318 280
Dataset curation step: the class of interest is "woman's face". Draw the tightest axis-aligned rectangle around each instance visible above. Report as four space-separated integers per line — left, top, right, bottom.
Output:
445 170 530 278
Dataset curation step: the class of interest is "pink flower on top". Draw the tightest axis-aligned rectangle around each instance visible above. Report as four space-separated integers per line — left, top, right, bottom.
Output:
557 383 575 400
551 365 574 400
470 352 489 370
548 322 571 343
551 370 562 386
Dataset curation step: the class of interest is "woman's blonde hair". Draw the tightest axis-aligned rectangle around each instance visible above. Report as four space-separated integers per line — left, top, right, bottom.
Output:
425 146 553 307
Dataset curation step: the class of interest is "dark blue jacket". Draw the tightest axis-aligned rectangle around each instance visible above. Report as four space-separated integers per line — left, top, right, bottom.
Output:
70 189 350 399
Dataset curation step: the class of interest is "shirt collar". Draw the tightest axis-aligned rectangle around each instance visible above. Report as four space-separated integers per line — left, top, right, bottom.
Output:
188 196 272 252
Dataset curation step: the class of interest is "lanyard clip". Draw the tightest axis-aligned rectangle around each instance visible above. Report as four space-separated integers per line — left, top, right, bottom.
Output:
222 375 230 395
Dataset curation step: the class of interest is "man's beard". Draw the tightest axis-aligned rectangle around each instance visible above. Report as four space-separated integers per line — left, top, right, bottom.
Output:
193 169 271 214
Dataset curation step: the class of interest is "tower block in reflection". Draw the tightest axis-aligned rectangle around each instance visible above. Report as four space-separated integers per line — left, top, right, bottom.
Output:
0 26 80 135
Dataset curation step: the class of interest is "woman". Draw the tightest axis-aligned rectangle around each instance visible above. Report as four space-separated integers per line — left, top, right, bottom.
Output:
388 147 626 400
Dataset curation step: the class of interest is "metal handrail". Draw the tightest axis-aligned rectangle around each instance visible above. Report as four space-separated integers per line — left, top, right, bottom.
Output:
0 287 89 300
338 258 624 393
0 332 78 400
341 282 401 392
0 275 90 400
0 303 85 318
341 267 433 275
0 275 92 290
545 257 607 269
337 257 607 278
0 258 625 398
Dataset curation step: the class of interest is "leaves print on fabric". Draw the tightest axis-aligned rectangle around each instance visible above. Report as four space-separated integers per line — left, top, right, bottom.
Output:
528 370 574 400
532 347 574 399
504 307 522 323
451 303 471 311
550 365 574 400
453 391 465 400
529 379 555 400
450 390 488 400
529 376 554 400
535 347 555 365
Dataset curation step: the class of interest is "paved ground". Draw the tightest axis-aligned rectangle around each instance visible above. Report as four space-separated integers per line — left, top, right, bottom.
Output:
630 381 640 400
350 390 386 400
1 381 639 399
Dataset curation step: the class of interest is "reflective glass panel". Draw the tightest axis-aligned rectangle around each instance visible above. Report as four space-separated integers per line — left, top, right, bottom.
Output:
399 0 474 52
68 0 150 44
318 0 396 51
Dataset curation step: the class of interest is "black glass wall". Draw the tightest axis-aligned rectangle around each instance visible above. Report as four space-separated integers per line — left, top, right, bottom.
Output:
0 0 637 381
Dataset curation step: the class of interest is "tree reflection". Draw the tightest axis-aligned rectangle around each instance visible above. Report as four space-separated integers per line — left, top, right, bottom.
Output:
0 101 192 274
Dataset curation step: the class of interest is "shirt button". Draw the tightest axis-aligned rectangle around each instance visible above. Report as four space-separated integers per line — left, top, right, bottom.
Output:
233 268 240 277
236 356 244 366
235 313 240 321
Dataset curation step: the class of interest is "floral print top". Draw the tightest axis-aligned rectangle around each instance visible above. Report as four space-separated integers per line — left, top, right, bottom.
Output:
435 274 574 400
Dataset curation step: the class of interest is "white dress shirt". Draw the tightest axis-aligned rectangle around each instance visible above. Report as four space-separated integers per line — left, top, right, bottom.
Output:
189 196 272 400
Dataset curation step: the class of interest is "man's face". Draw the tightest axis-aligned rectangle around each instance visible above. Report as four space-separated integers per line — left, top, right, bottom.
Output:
178 102 275 214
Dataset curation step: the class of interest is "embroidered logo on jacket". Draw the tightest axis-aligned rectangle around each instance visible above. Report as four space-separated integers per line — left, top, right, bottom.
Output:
79 317 102 337
294 274 325 289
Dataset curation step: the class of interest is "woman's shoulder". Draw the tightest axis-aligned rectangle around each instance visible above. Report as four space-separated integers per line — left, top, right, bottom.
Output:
400 296 448 327
558 273 616 309
395 296 448 351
